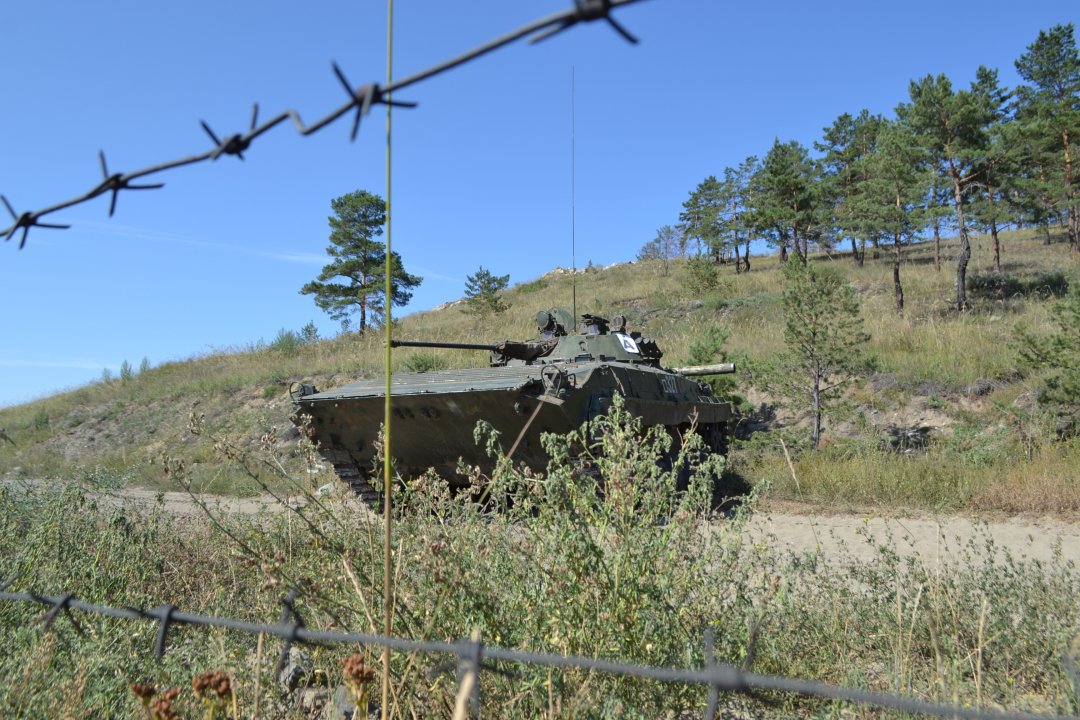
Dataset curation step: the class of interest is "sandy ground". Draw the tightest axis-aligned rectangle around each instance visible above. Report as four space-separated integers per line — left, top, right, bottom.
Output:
99 487 1080 567
744 509 1080 566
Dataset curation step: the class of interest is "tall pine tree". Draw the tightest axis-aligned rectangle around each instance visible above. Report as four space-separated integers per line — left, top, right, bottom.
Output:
751 139 823 264
1015 23 1080 255
854 121 929 316
898 73 997 310
300 190 422 334
816 110 885 267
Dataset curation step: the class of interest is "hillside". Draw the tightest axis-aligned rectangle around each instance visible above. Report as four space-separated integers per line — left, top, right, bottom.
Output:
2 227 1078 513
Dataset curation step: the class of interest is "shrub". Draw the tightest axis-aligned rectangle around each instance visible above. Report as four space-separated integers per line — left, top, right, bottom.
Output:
682 256 722 296
32 407 49 431
120 360 134 383
269 328 302 355
402 352 445 373
138 357 151 375
300 320 320 345
515 279 547 294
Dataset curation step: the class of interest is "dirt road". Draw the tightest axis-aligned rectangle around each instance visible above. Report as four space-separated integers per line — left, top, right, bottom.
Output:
104 488 1080 567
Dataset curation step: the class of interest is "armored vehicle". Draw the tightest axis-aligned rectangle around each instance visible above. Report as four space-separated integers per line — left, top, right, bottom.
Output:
291 308 734 507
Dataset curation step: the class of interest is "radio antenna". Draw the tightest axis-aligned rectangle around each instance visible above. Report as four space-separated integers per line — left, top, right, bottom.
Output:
572 66 576 324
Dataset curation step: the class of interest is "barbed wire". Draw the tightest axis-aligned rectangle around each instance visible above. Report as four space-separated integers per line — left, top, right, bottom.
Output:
0 584 1075 720
1 0 645 250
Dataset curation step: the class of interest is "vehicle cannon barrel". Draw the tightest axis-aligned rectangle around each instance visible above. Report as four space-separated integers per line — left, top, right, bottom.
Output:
670 363 736 376
389 338 557 362
389 340 496 351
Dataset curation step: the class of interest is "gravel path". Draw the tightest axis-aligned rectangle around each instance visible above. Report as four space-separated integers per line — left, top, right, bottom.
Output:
104 488 1080 567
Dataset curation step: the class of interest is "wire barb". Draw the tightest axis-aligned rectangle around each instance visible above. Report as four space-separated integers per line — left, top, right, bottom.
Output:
0 195 71 249
40 593 85 637
331 62 416 142
94 151 164 217
529 0 639 44
150 604 176 658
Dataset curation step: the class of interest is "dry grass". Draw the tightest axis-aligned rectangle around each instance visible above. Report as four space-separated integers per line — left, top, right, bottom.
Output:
1 227 1078 511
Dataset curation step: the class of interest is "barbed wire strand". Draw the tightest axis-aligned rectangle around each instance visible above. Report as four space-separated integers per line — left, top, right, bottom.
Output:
1 587 1076 720
1 0 645 250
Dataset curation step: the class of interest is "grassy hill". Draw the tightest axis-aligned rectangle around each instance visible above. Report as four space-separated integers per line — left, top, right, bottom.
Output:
2 227 1078 513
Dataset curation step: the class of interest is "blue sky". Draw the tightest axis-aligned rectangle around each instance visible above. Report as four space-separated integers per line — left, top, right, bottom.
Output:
1 0 1075 407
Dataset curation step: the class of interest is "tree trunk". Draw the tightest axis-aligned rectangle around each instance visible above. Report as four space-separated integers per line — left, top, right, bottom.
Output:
991 217 1001 273
744 236 751 273
733 233 742 275
1065 129 1077 254
1043 220 1051 246
933 217 941 271
1070 205 1079 258
951 175 971 312
988 183 1001 273
780 244 788 264
850 236 862 267
811 367 822 450
894 232 904 318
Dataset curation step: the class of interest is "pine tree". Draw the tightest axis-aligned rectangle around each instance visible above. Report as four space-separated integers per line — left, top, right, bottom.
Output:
816 110 885 267
755 260 872 450
638 226 682 276
853 120 929 316
679 176 723 258
1014 23 1080 255
898 73 998 310
969 66 1016 273
751 139 824 264
300 190 422 334
1015 274 1080 420
462 266 511 316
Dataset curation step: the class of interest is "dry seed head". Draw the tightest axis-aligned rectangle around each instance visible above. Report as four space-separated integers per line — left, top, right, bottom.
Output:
341 654 376 685
130 682 156 704
150 687 180 720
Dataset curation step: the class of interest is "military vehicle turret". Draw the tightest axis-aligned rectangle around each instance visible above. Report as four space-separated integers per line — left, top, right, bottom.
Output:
291 308 734 508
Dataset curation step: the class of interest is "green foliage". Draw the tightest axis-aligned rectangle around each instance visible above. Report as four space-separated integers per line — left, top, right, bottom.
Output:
686 323 739 399
139 357 151 375
687 323 730 366
749 139 823 263
462 266 511 316
300 320 320 345
120 360 134 383
637 225 681 275
1015 275 1080 416
682 256 722 297
269 328 302 356
300 190 422 334
402 352 446 373
100 367 113 384
515 278 547 294
32 407 49 431
755 261 873 449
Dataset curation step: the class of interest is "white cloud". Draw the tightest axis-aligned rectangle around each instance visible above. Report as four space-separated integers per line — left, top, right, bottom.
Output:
69 219 325 265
